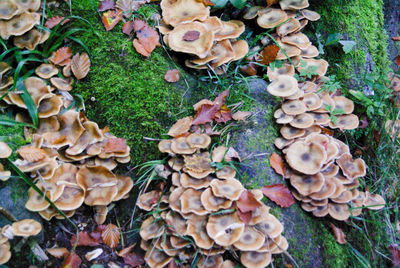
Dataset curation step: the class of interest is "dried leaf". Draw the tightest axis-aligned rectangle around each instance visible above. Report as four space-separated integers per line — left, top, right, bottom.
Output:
192 104 218 125
261 44 279 65
193 99 214 111
51 47 72 65
45 16 69 29
133 19 160 57
101 224 120 249
117 243 136 257
240 63 257 76
70 232 102 247
117 0 148 18
225 147 240 162
266 0 279 7
192 90 230 125
105 138 127 153
392 37 400 41
71 53 91 80
214 105 232 123
199 0 215 6
102 10 123 31
232 111 251 121
17 146 47 162
395 55 400 67
237 209 252 225
164 69 180 83
123 252 145 267
98 0 115 11
61 252 81 268
182 30 200 41
122 20 135 35
269 152 285 176
262 184 295 208
46 247 68 259
168 116 193 137
236 190 262 213
330 223 347 244
213 89 229 109
390 244 400 267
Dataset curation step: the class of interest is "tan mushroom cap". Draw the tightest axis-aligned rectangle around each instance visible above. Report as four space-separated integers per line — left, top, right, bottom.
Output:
0 1 19 20
38 206 57 221
170 235 189 249
337 153 366 179
300 9 321 21
93 205 108 225
328 203 350 221
166 210 187 235
167 21 214 59
216 166 236 179
267 63 295 81
274 108 293 124
286 88 305 100
309 178 337 200
169 187 184 212
170 137 196 154
282 32 311 49
0 76 13 90
280 125 305 140
309 112 330 125
321 163 339 178
201 188 232 212
210 178 244 201
180 173 211 189
332 96 354 114
312 205 329 217
140 216 164 240
77 166 118 206
302 93 322 111
231 40 249 61
209 40 235 68
257 8 288 29
301 202 317 212
11 219 42 237
301 45 319 58
233 225 265 251
282 100 307 115
280 0 309 10
285 141 327 174
331 190 353 203
271 235 289 254
197 255 223 268
274 137 294 149
38 94 63 118
0 163 11 181
267 75 299 97
137 190 160 211
214 20 245 41
0 142 12 158
35 64 58 79
13 29 42 50
15 0 41 12
9 76 52 108
276 41 301 59
183 152 214 179
50 77 73 91
160 0 210 27
113 175 133 201
66 121 104 155
277 18 301 37
145 249 172 268
297 58 329 77
290 173 325 195
0 12 40 39
243 6 262 20
241 251 271 268
256 213 284 238
289 113 314 128
181 188 208 215
363 191 385 210
187 215 214 249
54 183 85 211
0 241 10 265
25 183 52 211
203 16 223 33
206 212 244 246
186 133 211 149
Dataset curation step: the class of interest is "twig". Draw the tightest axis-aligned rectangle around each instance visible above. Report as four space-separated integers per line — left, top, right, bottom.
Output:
0 206 17 222
241 152 270 161
143 137 163 141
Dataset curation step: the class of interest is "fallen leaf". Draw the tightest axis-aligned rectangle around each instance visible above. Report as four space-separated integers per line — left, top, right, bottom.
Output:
164 69 180 83
390 244 400 267
123 252 145 267
101 224 120 249
392 37 400 41
269 152 285 176
45 16 69 29
51 47 72 65
260 44 279 65
262 184 295 208
168 116 193 137
330 223 347 244
102 10 123 31
192 104 218 125
117 243 136 257
70 232 102 247
214 104 232 123
237 209 252 225
225 147 240 162
133 19 160 57
61 252 81 268
236 190 262 213
193 99 214 111
213 89 229 109
71 53 91 80
266 0 279 7
98 0 115 11
17 146 47 162
105 138 127 153
122 20 135 35
192 90 230 125
232 111 251 121
240 63 257 76
395 55 400 67
117 0 148 18
46 247 68 259
182 30 200 41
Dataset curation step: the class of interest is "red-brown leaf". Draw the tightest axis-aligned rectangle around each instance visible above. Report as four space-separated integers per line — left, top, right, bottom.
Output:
330 223 347 244
70 232 101 247
236 190 262 213
117 0 148 18
117 244 136 257
237 209 253 225
392 37 400 41
133 19 160 57
214 105 232 123
260 44 279 65
192 104 218 125
71 52 91 80
101 224 120 249
266 0 279 7
51 47 72 65
240 63 257 76
61 252 81 268
390 244 400 267
183 30 200 41
395 55 400 67
164 69 180 82
122 20 135 35
213 89 229 109
98 0 115 11
123 252 145 266
105 138 127 153
262 184 295 208
45 16 69 29
269 152 285 176
102 10 123 31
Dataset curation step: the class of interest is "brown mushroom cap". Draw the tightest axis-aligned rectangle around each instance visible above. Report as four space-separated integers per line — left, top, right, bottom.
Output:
267 63 295 81
66 121 104 155
280 125 305 140
309 112 330 125
289 113 314 129
187 215 214 249
160 0 210 27
183 152 214 179
168 157 184 171
267 75 299 97
248 204 270 225
215 20 245 41
309 178 337 200
38 206 57 221
166 210 187 235
281 100 307 115
231 39 249 61
241 251 271 268
280 0 309 10
140 216 164 240
181 188 208 215
169 187 184 212
210 178 244 201
300 9 321 21
206 212 244 246
329 114 360 130
331 190 353 203
180 173 211 189
145 249 172 268
9 76 52 108
274 108 293 124
274 137 294 150
328 203 350 221
0 142 12 158
0 12 40 39
257 8 288 29
300 45 319 58
312 205 329 217
0 1 19 20
167 21 214 58
209 40 235 68
170 137 196 154
277 18 301 37
332 96 354 114
243 6 262 20
203 16 223 33
13 29 42 50
37 94 63 119
137 190 160 211
363 191 385 210
290 173 325 196
186 133 211 149
54 184 85 211
11 219 42 237
201 187 232 212
255 213 284 238
50 77 73 91
282 32 311 49
321 163 339 178
113 175 133 201
25 183 52 211
302 93 322 111
216 166 236 180
0 241 10 265
276 41 301 59
197 255 223 268
297 58 329 77
233 225 265 251
285 141 327 174
0 163 11 181
337 153 366 180
35 63 58 79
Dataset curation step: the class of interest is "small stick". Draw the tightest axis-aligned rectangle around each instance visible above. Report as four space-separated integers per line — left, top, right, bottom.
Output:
0 206 17 222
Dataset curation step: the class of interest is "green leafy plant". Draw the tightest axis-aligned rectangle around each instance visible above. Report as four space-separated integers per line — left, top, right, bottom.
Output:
325 104 345 124
323 33 357 54
317 75 341 94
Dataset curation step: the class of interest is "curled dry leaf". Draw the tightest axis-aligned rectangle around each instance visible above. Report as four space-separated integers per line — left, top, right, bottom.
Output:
392 37 400 41
240 63 257 76
61 252 81 268
46 247 68 259
102 10 123 31
71 53 91 80
105 138 127 153
50 47 72 65
117 0 148 18
237 209 252 225
122 21 135 35
192 90 230 125
117 243 136 257
133 19 160 57
164 69 180 83
192 104 218 125
101 224 120 249
70 231 102 247
182 31 200 41
330 223 347 245
232 111 252 121
236 190 262 213
45 16 69 29
168 116 193 137
262 184 295 208
261 44 280 65
124 252 145 267
98 0 115 11
269 152 285 177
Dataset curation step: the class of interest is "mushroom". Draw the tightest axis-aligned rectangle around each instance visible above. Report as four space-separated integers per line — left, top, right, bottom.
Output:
296 58 329 77
160 0 210 27
337 153 366 180
329 114 359 130
38 94 63 118
0 142 12 158
180 173 212 189
0 1 19 20
275 41 301 59
243 6 262 20
180 188 208 215
0 241 11 265
186 133 211 149
363 191 385 210
302 93 322 111
257 8 288 29
214 20 245 41
206 212 244 246
289 113 314 129
282 32 311 49
267 75 299 97
13 29 42 50
281 100 307 115
203 16 223 33
332 96 354 114
300 45 319 58
312 205 329 217
145 249 172 268
241 251 271 268
231 40 249 61
35 64 58 79
0 163 11 181
197 255 223 268
255 214 284 238
279 0 309 10
309 179 337 200
328 203 350 221
66 121 104 155
300 9 321 21
309 112 330 125
113 175 133 201
201 188 232 212
285 141 327 174
210 178 244 201
208 40 235 68
186 215 214 249
267 63 295 81
140 216 164 240
11 219 42 237
274 108 293 124
331 190 353 204
170 137 196 155
290 173 325 195
0 12 40 39
137 190 160 211
166 210 187 235
50 77 73 91
216 166 236 180
183 152 214 179
53 183 85 211
280 125 305 140
274 137 294 149
276 18 301 37
233 226 264 251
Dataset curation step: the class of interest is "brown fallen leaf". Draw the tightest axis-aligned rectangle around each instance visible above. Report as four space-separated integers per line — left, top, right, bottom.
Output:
193 99 214 111
260 44 279 65
101 223 120 249
102 10 123 31
237 209 252 225
17 146 47 162
45 16 69 29
168 116 193 137
70 231 102 247
98 0 115 11
392 37 400 41
183 30 200 41
71 53 91 80
192 104 218 125
117 0 148 18
164 69 180 82
236 190 262 213
117 243 136 257
390 244 400 267
330 223 347 244
133 19 160 57
122 20 135 35
46 247 68 259
262 184 295 208
123 252 145 267
61 252 81 268
395 55 400 67
232 111 252 121
50 47 72 65
105 138 127 153
214 104 232 123
269 152 285 176
240 63 257 76
266 0 279 7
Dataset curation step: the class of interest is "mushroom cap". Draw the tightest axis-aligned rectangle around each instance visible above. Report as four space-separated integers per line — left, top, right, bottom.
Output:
54 184 85 211
38 94 63 118
248 204 270 225
25 183 51 211
35 63 58 79
160 0 210 27
11 219 42 237
281 100 306 115
276 41 301 59
241 251 271 268
277 18 301 37
302 93 322 111
297 58 329 77
210 178 244 201
285 88 305 100
282 32 311 49
180 173 212 189
300 9 321 21
15 0 41 12
0 12 40 39
38 207 57 221
267 75 299 97
233 225 265 251
145 249 172 268
300 45 319 58
93 205 108 225
275 108 294 124
186 133 211 149
301 202 317 212
183 152 214 179
0 142 12 158
77 166 118 206
50 77 73 91
203 16 223 33
290 173 325 195
231 39 249 61
170 235 190 249
166 210 187 235
0 241 11 265
363 191 385 210
201 187 232 212
257 8 288 29
274 137 294 150
137 190 160 211
167 21 214 58
280 0 309 10
0 76 13 90
214 20 245 41
286 141 327 174
9 76 52 108
0 163 11 181
181 188 208 215
13 29 42 50
170 137 196 155
289 113 314 128
216 165 236 179
256 213 284 238
309 178 337 200
312 205 329 217
321 163 339 178
66 121 104 155
187 215 214 249
270 235 289 254
197 255 223 268
0 1 19 20
267 63 295 81
243 6 262 19
337 153 366 180
332 96 354 114
328 203 350 221
309 112 330 125
331 190 353 203
113 175 133 201
169 187 184 212
206 212 244 246
280 125 305 140
140 216 164 240
209 40 235 68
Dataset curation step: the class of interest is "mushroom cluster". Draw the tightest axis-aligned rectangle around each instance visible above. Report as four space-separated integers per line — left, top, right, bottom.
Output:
0 219 42 265
138 115 288 267
159 0 249 73
0 0 48 50
0 58 133 224
250 3 386 219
